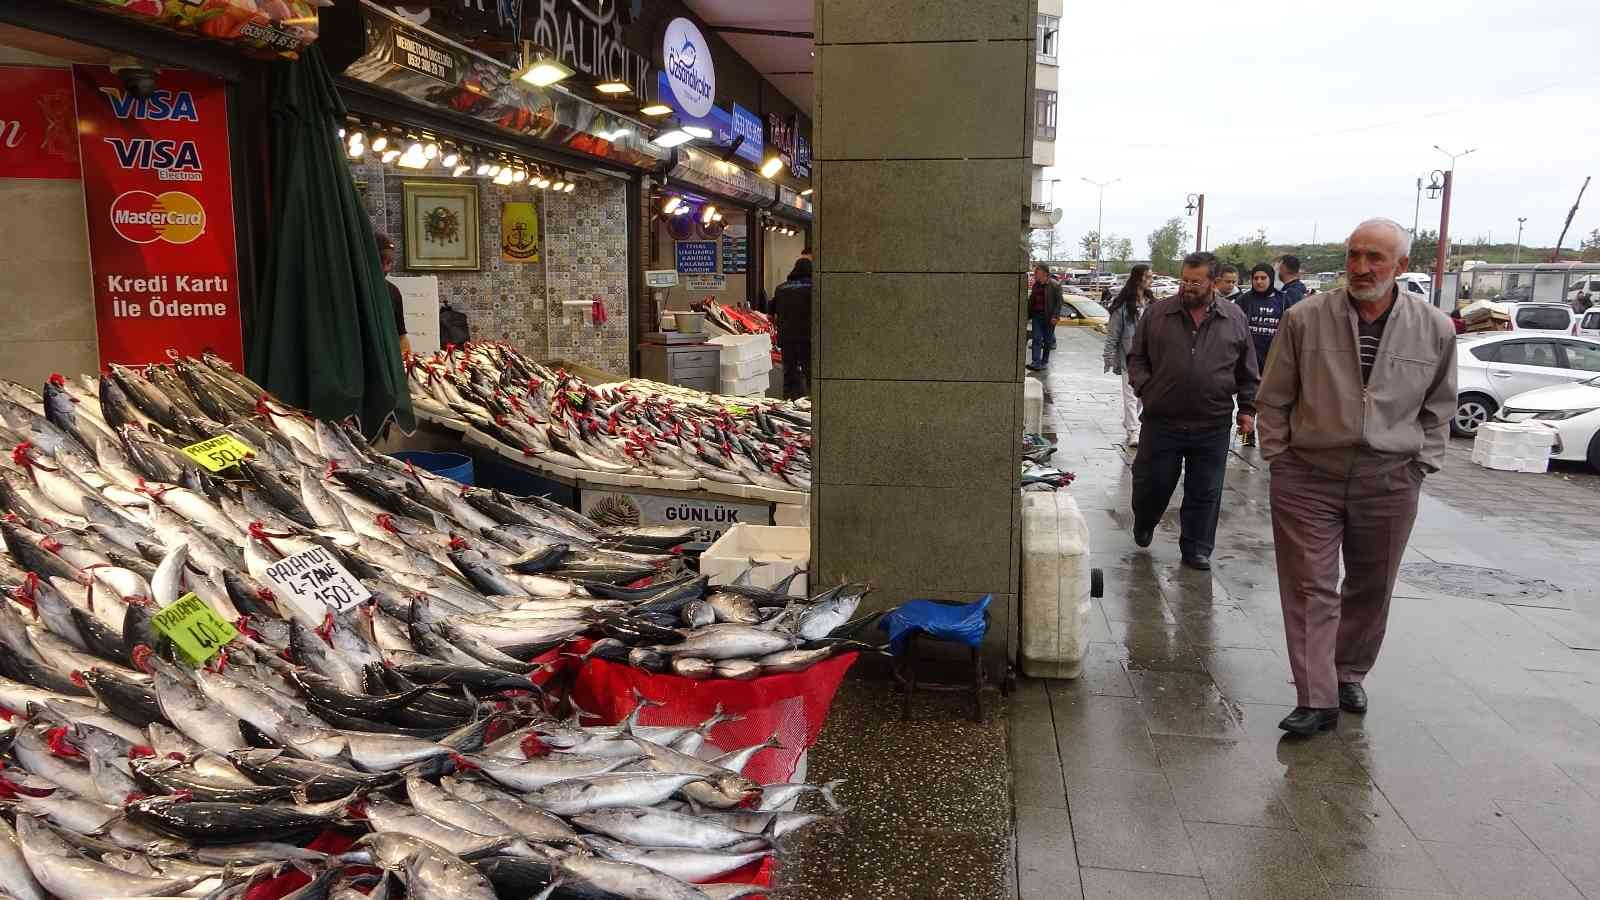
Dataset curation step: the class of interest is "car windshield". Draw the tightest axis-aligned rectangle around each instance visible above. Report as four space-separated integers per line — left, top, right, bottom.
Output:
1074 300 1108 316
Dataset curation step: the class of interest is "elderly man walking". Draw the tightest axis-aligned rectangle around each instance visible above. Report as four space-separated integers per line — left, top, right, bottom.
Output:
1257 219 1457 736
1127 252 1260 571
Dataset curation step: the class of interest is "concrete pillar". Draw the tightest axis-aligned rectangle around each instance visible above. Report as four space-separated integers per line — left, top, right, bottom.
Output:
812 0 1036 669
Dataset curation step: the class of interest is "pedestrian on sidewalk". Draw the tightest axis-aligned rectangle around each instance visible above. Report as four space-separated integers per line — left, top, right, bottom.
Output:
1235 263 1289 447
1278 254 1308 307
1027 263 1064 371
1103 263 1154 447
1257 218 1457 737
772 256 814 399
1126 252 1260 570
1217 264 1242 301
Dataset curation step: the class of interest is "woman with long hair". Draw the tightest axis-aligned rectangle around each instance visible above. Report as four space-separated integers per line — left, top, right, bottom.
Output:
1103 264 1154 446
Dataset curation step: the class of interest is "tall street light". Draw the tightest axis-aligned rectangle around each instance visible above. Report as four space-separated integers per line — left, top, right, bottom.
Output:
1081 176 1120 270
1514 217 1527 264
1412 176 1424 235
1428 145 1476 303
1185 193 1205 253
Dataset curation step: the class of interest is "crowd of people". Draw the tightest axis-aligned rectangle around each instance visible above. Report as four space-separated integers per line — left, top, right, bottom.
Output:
1055 220 1459 739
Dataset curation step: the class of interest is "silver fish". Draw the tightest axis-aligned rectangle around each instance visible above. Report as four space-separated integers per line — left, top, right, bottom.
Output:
581 836 773 884
521 772 709 815
13 815 203 900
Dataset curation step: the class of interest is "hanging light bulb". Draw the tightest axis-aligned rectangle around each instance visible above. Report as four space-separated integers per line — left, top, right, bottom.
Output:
424 142 439 160
564 181 575 193
511 167 527 183
381 148 401 163
347 140 365 159
452 163 470 177
551 179 566 192
441 148 459 168
488 163 503 176
494 167 515 185
701 205 716 225
663 196 682 215
370 133 389 152
475 160 491 176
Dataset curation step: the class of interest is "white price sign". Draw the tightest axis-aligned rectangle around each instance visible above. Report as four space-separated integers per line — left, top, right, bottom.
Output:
261 546 372 613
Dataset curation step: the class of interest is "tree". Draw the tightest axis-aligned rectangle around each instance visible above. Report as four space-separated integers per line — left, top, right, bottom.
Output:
1213 228 1272 270
1582 228 1600 262
1107 234 1134 267
1147 218 1189 275
1079 230 1101 263
1411 229 1438 270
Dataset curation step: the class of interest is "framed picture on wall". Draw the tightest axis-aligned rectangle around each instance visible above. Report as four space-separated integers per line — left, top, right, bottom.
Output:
402 179 480 270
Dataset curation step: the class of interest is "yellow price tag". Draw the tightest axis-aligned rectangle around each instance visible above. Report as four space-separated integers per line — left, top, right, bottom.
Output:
151 592 238 666
181 434 254 472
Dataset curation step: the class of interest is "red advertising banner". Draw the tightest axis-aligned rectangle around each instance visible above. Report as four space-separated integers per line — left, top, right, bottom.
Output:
0 67 81 179
73 65 244 369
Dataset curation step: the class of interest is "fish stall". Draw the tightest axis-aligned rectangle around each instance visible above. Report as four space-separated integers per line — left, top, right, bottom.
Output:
402 343 812 538
0 354 871 900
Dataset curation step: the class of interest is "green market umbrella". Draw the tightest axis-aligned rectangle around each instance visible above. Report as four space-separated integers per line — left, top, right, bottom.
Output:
249 45 413 438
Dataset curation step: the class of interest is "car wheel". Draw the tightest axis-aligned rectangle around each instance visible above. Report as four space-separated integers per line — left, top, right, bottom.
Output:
1451 394 1497 437
1588 430 1600 475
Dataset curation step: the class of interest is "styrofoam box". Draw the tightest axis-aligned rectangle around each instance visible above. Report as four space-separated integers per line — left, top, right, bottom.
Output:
719 373 770 397
701 524 809 595
707 333 772 363
1024 379 1044 436
720 356 769 381
774 502 809 528
1020 490 1092 679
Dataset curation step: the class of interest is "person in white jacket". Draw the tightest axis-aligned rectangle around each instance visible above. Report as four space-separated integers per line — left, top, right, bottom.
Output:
1102 264 1154 446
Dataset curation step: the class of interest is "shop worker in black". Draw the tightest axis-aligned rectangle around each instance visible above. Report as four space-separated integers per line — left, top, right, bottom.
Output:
376 232 411 358
773 256 814 399
1126 251 1261 570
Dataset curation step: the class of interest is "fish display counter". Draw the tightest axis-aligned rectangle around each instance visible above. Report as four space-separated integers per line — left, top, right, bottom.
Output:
0 353 865 900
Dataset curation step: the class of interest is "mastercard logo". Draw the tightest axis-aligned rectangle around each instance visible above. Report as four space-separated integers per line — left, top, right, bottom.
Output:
109 190 206 244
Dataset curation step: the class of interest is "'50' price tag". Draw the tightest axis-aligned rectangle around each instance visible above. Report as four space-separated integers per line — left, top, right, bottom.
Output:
181 434 255 472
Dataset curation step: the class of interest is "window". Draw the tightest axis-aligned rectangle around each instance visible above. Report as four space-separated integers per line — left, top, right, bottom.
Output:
1515 306 1572 331
1559 341 1600 373
1036 14 1059 61
1583 311 1600 330
1034 89 1058 142
1470 343 1500 362
1494 340 1561 368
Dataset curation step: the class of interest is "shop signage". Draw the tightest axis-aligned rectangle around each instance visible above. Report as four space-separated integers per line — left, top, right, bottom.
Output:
729 103 764 166
152 592 238 667
180 434 254 472
262 545 373 615
581 488 768 544
73 66 245 370
662 16 715 118
393 27 458 82
501 200 541 263
766 112 797 171
62 0 319 58
721 226 747 275
674 239 718 274
794 134 811 180
685 274 726 292
528 0 652 96
0 68 80 180
645 269 679 288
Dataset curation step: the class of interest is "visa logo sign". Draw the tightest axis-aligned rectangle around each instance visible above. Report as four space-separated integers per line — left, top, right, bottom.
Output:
99 88 200 122
105 138 202 172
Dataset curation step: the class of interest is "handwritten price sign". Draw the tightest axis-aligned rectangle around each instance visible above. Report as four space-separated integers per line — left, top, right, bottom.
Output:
152 593 239 666
181 434 255 472
261 545 371 613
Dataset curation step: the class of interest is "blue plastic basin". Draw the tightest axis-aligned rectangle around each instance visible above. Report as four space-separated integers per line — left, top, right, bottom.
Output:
391 450 474 486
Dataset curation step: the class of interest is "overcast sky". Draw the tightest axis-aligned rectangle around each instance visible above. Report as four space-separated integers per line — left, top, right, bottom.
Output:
1047 0 1599 258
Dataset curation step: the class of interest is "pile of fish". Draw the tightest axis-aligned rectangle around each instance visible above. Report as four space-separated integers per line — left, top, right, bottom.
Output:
406 344 811 492
691 301 774 340
0 355 868 900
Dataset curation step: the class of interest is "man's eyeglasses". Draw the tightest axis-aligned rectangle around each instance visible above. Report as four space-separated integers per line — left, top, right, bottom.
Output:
1180 279 1212 290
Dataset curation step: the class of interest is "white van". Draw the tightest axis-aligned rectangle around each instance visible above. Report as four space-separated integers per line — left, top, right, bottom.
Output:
1397 272 1432 296
1567 275 1600 309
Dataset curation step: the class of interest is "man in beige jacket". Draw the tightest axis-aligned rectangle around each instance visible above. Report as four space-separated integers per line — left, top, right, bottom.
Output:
1257 218 1457 737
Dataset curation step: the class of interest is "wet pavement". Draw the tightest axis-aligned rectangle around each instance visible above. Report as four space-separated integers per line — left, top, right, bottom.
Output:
1013 328 1600 899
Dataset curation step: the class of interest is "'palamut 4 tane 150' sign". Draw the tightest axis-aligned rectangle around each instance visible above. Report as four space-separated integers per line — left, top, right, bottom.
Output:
60 0 319 57
73 66 244 369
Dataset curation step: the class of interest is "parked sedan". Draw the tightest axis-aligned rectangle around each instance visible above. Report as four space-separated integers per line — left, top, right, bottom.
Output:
1059 297 1110 329
1452 333 1600 436
1494 377 1600 471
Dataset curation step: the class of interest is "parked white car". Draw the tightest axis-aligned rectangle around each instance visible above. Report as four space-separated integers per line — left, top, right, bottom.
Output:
1452 333 1600 436
1575 308 1600 339
1493 377 1600 471
1506 302 1576 333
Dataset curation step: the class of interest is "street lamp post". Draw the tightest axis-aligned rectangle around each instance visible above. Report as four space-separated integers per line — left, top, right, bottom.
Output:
1185 193 1205 253
1514 217 1527 263
1046 178 1061 264
1081 176 1120 270
1412 176 1423 235
1427 145 1476 304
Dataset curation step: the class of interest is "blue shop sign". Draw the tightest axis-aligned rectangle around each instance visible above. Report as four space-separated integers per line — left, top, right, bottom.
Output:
675 240 719 274
730 103 764 165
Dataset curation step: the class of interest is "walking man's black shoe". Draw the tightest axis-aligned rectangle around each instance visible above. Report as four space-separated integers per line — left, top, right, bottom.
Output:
1134 527 1153 548
1181 554 1211 571
1278 707 1339 736
1338 682 1368 714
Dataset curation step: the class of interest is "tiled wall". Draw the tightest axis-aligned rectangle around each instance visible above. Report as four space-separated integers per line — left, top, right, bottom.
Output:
353 158 631 374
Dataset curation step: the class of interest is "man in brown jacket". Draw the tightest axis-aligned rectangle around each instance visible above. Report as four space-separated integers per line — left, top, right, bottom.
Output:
1127 252 1260 571
1257 218 1457 737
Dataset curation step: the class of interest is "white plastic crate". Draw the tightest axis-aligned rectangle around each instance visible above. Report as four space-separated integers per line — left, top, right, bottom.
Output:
701 523 809 595
719 372 770 397
720 355 769 381
1020 491 1092 679
707 333 772 363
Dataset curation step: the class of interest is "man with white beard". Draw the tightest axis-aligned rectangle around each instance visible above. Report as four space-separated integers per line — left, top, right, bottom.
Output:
1255 218 1457 737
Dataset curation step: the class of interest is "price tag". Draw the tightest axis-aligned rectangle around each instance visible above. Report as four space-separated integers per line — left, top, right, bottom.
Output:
181 434 255 472
151 593 239 666
260 545 372 613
